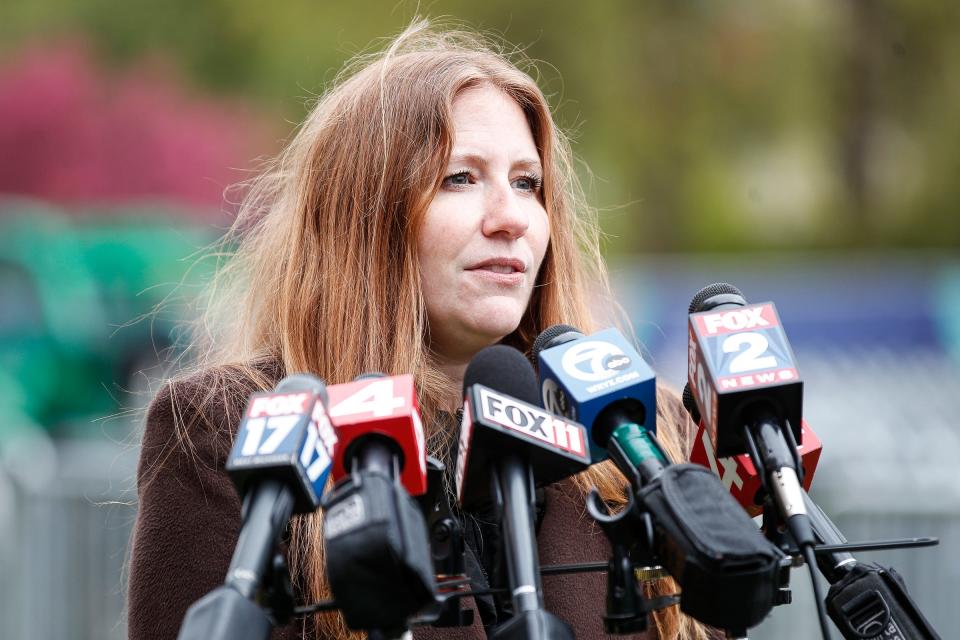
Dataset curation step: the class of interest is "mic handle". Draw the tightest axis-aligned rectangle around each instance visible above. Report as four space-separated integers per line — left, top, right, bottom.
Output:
744 413 815 549
491 454 575 639
355 436 397 478
178 480 294 640
227 479 295 599
496 452 543 614
606 422 668 489
801 492 858 584
177 587 273 640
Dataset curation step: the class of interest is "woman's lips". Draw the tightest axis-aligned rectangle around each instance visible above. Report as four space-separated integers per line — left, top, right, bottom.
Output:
465 257 527 284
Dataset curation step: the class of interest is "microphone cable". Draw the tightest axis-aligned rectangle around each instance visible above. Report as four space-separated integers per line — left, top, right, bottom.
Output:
801 542 834 640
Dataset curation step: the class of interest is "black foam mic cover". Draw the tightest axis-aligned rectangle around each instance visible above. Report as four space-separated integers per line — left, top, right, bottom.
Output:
464 344 540 406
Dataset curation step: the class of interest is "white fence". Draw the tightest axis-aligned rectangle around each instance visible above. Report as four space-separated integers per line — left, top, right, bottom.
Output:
1 347 957 639
0 433 137 640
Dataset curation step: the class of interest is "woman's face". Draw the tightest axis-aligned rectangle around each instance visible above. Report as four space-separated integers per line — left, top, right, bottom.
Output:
418 83 550 362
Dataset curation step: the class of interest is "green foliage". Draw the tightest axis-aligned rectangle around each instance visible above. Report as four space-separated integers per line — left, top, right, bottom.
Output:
2 0 958 252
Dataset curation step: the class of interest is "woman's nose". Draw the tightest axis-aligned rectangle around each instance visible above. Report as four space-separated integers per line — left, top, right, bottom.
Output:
481 180 529 239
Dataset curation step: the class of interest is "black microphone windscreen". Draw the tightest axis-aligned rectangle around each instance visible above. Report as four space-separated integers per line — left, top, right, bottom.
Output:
275 373 328 403
464 344 540 407
531 324 582 362
681 383 700 423
688 282 746 314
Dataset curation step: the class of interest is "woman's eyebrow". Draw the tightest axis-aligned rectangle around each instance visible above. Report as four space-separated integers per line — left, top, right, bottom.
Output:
448 151 542 173
513 157 543 173
448 151 488 167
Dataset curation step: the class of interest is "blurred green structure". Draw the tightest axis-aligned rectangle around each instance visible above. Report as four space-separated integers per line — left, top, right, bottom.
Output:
0 200 216 439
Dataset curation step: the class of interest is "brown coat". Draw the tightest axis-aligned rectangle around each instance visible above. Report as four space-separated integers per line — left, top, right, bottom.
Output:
128 367 681 640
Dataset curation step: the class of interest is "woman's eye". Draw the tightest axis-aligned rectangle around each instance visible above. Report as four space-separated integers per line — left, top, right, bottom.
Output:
513 174 543 192
443 171 472 187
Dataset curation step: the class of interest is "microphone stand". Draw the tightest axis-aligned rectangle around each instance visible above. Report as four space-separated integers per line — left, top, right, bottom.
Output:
378 485 941 640
489 453 574 640
592 430 786 638
585 486 667 635
416 457 475 628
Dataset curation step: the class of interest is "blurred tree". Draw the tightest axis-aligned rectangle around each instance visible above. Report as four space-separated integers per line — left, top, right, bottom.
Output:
0 0 957 251
0 40 272 214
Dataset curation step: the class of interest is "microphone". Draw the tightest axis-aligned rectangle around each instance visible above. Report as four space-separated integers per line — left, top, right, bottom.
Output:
686 283 815 548
687 283 838 639
322 373 435 635
456 346 592 509
533 324 657 467
178 374 336 640
457 344 587 639
534 325 785 633
225 374 337 517
327 373 427 496
684 383 823 517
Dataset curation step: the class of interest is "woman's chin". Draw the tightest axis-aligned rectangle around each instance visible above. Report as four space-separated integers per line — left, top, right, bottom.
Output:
427 296 530 359
468 299 527 338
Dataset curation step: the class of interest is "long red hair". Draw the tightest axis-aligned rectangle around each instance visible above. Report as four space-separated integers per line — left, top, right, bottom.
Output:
175 20 707 640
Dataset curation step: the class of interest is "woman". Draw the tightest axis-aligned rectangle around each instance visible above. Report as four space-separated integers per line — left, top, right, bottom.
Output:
129 22 710 640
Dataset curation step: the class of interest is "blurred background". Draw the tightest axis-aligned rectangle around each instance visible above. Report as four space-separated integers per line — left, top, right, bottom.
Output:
0 1 957 638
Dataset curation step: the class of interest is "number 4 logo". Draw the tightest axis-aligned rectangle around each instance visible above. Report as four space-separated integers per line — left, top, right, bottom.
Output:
330 378 406 418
